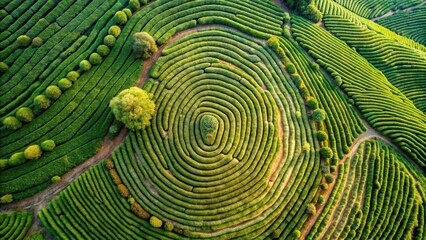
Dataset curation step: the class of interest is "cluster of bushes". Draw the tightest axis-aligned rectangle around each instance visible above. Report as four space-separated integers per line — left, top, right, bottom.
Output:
0 140 56 171
281 0 323 23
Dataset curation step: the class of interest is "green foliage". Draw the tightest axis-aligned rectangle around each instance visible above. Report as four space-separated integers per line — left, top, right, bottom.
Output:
109 87 155 131
27 231 46 240
132 32 158 59
292 230 301 239
16 107 34 122
0 62 9 73
41 140 56 151
34 95 51 109
66 71 80 82
306 96 319 109
9 152 26 166
108 25 121 38
17 35 31 47
123 8 132 18
164 221 174 232
3 116 22 130
32 37 43 47
51 176 61 183
96 45 110 57
58 78 72 90
108 121 123 139
281 0 322 23
316 131 328 141
317 195 325 205
312 108 326 121
267 36 280 51
129 0 140 11
0 194 13 204
306 203 316 215
79 60 92 71
320 147 333 159
115 11 128 25
24 145 43 160
200 115 218 145
287 63 296 74
104 35 116 47
320 182 328 190
0 159 7 170
324 173 334 183
149 216 163 228
89 52 102 65
45 85 62 100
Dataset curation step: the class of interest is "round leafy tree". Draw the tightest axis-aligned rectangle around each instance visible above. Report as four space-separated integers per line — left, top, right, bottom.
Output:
109 87 155 131
16 107 34 122
89 52 102 65
66 71 80 82
320 147 333 159
58 78 72 90
132 32 158 59
104 35 116 47
96 45 110 57
79 60 92 71
312 108 326 122
9 152 26 166
34 95 51 109
149 216 163 228
0 62 9 73
115 11 127 25
108 25 121 38
32 37 43 47
17 35 31 47
3 116 22 130
24 145 43 160
316 130 328 141
41 140 56 151
45 85 62 100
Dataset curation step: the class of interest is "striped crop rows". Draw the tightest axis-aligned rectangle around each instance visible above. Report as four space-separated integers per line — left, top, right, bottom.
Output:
112 26 321 239
376 5 426 45
291 16 426 168
330 0 422 19
308 139 425 240
323 15 426 113
0 211 32 240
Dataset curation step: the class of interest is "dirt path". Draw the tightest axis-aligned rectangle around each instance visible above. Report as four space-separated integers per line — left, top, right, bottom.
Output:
372 1 426 21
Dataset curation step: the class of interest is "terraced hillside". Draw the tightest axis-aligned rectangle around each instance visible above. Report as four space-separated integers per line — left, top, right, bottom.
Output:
0 0 425 239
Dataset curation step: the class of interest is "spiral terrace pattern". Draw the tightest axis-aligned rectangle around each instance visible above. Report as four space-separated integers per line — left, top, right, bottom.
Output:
112 27 320 239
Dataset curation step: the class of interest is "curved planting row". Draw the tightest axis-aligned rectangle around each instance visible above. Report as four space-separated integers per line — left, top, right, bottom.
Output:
291 16 426 168
0 0 125 116
0 0 144 200
0 211 33 240
39 161 185 239
277 34 366 163
324 15 426 113
308 139 425 240
315 0 426 52
112 26 321 239
330 0 422 19
376 5 426 45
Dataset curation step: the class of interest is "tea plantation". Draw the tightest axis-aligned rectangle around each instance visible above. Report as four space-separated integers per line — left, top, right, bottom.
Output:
0 0 425 239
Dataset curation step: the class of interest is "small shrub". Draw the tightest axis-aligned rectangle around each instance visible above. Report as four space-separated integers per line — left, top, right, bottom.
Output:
150 216 163 228
32 37 43 47
320 147 333 159
128 197 135 204
318 195 325 205
34 95 51 109
295 111 302 119
283 12 291 23
306 203 316 215
0 194 13 204
303 142 310 152
108 121 122 139
291 74 302 86
292 230 301 239
9 152 26 166
324 173 334 183
117 183 130 197
0 159 7 170
51 176 61 183
89 53 102 65
58 78 72 90
287 63 296 74
343 146 350 154
109 169 122 185
24 145 43 160
3 116 22 130
105 159 115 170
131 201 150 219
266 36 279 51
129 0 140 11
320 183 328 190
104 35 116 47
17 35 31 47
335 76 343 86
306 97 319 109
66 71 80 82
0 62 9 73
123 8 132 18
96 45 110 57
108 25 121 38
312 109 326 121
316 131 328 141
16 107 34 122
115 11 128 25
330 165 337 173
283 26 291 39
321 166 330 174
164 221 174 232
79 60 92 71
132 32 158 59
45 85 62 100
41 140 56 151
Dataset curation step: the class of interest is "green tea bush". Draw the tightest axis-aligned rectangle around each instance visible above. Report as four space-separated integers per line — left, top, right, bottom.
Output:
9 152 26 166
16 107 34 122
123 8 132 18
45 85 62 100
307 96 319 109
150 216 163 228
0 194 13 204
3 116 22 130
58 78 72 90
132 32 158 59
316 131 328 141
129 0 140 11
312 109 326 121
17 35 31 47
0 62 9 73
66 71 80 82
306 203 316 215
32 37 43 47
115 11 127 25
89 53 102 65
0 159 7 170
96 45 110 57
104 35 116 47
34 95 51 109
320 147 333 159
79 60 92 71
51 176 61 183
24 145 43 160
324 173 334 183
164 221 174 231
41 140 56 151
108 25 121 38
